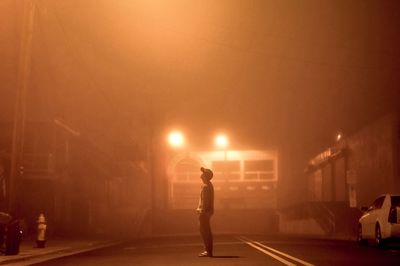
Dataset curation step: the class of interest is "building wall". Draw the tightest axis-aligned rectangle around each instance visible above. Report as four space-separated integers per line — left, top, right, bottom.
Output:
10 122 152 238
279 216 325 237
322 164 333 201
284 113 400 238
334 157 347 201
346 114 399 207
306 113 400 208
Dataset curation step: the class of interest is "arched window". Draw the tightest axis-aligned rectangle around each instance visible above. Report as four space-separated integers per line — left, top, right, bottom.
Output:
174 157 201 182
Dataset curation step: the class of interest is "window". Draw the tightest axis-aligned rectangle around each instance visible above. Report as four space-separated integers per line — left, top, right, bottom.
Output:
260 173 274 180
212 161 240 180
370 196 385 210
245 160 274 172
391 196 400 207
244 173 258 180
174 158 201 181
212 161 240 172
244 160 275 180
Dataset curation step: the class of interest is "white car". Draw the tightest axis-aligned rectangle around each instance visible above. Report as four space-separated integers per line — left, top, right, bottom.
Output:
358 194 400 246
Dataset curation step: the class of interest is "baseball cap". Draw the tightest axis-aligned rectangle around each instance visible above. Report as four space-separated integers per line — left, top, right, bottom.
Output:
200 167 213 180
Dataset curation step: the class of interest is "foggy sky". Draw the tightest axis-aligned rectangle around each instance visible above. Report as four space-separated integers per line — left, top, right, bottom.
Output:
1 0 400 171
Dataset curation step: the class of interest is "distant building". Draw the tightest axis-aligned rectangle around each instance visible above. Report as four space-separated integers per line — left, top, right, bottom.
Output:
1 121 149 237
279 113 399 238
305 113 400 207
167 150 278 210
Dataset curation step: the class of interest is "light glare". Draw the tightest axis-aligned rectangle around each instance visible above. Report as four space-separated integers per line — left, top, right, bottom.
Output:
336 133 342 141
215 134 229 149
168 131 185 148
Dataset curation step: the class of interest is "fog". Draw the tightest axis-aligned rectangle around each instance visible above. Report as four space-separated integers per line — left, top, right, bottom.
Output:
2 0 400 148
0 0 400 236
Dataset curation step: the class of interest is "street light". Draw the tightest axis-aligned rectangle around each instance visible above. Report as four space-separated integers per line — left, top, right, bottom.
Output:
215 134 229 149
167 130 185 149
336 132 343 142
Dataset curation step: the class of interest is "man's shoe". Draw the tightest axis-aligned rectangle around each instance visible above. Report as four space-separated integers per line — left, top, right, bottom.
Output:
198 251 213 257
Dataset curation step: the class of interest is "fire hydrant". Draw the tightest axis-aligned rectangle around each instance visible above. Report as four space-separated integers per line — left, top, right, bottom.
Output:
36 213 47 248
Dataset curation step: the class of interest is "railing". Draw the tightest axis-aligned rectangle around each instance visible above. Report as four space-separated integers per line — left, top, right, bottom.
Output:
281 188 336 235
306 202 336 235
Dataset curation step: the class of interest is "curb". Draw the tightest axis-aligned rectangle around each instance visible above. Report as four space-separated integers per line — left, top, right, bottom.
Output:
0 241 122 266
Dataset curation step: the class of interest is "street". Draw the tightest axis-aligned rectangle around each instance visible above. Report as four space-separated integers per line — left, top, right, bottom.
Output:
34 235 400 266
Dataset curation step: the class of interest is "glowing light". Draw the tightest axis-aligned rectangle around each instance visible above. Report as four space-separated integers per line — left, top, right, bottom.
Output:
336 133 342 141
215 134 229 149
168 131 185 148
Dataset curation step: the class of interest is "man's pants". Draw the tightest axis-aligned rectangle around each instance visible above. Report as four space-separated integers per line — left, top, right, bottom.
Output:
199 213 213 254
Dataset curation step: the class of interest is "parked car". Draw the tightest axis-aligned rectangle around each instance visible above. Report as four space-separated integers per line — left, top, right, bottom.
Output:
357 194 400 246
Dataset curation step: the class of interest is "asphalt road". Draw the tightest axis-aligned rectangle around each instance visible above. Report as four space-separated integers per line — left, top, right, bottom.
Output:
34 235 400 266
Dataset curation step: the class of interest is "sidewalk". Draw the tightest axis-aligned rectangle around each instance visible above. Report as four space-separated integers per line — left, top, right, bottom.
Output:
0 238 121 266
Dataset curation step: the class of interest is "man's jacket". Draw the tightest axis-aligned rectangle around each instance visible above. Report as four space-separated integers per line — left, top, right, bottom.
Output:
197 182 214 215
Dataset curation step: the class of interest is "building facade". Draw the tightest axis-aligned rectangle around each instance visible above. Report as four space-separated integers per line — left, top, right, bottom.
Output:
167 149 278 210
305 113 400 208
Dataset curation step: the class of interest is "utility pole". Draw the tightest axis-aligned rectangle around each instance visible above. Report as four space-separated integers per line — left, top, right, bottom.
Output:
9 0 35 212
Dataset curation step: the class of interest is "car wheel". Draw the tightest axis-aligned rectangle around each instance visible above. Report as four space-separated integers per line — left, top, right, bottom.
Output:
357 224 367 245
375 224 384 247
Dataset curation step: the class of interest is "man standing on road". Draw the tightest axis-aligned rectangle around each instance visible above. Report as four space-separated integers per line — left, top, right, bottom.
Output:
197 167 214 257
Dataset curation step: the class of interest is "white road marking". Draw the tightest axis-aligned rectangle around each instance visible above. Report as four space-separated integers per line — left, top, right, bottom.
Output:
253 241 314 266
237 237 296 266
238 236 314 266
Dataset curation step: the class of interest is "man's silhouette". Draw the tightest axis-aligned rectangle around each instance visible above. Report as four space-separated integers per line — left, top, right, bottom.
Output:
197 167 214 257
